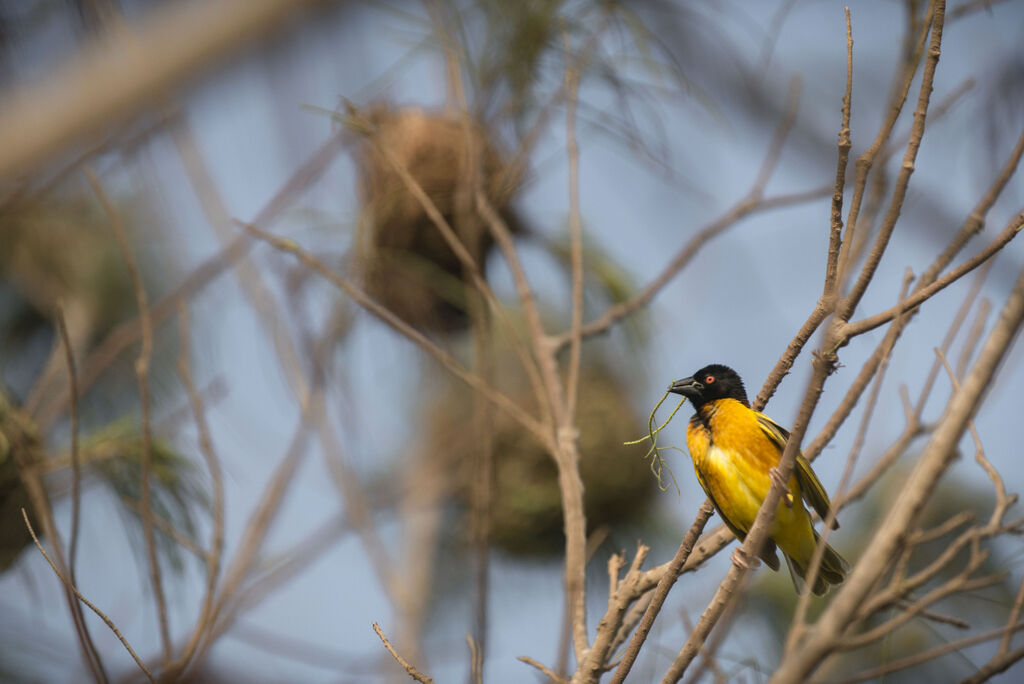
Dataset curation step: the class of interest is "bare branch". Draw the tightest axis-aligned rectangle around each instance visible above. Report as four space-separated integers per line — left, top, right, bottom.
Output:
55 304 107 683
837 621 1024 683
162 302 228 679
844 209 1024 338
85 166 171 663
35 130 347 428
553 80 818 353
563 28 585 421
771 263 1024 680
606 501 715 684
238 219 549 445
0 0 326 180
22 509 153 682
372 622 434 684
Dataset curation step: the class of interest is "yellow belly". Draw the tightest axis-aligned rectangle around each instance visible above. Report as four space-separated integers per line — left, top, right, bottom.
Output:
686 398 815 558
698 442 808 539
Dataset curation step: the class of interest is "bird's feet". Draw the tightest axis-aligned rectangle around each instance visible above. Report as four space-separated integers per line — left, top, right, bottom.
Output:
731 547 761 571
770 467 794 507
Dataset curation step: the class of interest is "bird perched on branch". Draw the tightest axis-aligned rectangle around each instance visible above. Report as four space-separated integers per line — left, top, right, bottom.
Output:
669 364 848 595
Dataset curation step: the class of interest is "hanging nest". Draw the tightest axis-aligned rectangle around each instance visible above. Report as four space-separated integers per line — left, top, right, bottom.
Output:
422 358 656 556
0 195 138 349
353 105 523 333
0 191 172 410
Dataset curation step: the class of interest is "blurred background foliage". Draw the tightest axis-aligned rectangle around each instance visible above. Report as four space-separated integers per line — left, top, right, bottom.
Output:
0 0 1022 682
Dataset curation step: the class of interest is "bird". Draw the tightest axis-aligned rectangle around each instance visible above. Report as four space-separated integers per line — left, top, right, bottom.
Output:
669 363 848 595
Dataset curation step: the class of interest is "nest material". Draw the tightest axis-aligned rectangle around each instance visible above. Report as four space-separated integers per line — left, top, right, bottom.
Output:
0 391 41 571
425 363 655 555
355 106 521 332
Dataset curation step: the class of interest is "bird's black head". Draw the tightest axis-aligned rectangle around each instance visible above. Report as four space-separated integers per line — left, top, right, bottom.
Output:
669 364 749 409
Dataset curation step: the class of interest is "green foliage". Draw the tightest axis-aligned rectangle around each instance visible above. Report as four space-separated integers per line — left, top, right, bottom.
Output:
85 418 208 573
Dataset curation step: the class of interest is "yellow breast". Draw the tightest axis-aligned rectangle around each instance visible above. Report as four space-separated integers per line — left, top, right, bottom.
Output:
687 398 803 533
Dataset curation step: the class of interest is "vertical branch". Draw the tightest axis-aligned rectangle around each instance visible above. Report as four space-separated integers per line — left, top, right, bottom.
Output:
838 0 946 321
468 314 494 674
163 301 227 678
84 167 172 663
563 27 584 420
605 502 715 684
1001 576 1024 657
755 17 852 410
55 305 107 682
55 306 83 597
477 192 590 660
836 0 933 288
825 8 854 297
788 271 912 655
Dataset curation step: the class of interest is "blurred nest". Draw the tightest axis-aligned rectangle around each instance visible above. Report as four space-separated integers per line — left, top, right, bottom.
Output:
0 194 137 348
0 191 172 409
424 357 656 556
353 105 523 333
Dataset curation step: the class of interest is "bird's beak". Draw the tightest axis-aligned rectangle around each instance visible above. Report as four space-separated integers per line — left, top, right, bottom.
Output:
669 376 702 399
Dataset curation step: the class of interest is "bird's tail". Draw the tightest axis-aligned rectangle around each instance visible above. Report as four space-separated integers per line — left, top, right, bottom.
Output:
784 531 849 596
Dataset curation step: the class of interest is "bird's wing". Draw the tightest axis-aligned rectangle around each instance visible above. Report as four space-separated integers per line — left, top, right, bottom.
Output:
755 412 839 530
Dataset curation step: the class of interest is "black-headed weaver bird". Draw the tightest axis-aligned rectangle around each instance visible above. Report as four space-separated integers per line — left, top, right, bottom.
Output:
670 364 848 595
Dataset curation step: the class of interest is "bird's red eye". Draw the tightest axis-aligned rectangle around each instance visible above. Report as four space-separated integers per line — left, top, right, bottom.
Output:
705 375 715 384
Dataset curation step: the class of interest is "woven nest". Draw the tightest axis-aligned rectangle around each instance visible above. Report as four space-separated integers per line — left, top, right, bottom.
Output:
354 105 522 333
423 361 656 555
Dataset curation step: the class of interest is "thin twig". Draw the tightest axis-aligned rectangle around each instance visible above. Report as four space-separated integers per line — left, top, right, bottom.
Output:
163 302 227 678
844 209 1024 338
519 655 568 684
36 130 347 429
838 0 945 321
835 0 933 302
372 622 434 684
825 9 854 296
84 166 171 663
554 98 819 353
22 509 154 682
238 219 549 446
607 501 714 684
563 27 584 420
836 620 1024 684
1000 576 1024 656
55 305 107 682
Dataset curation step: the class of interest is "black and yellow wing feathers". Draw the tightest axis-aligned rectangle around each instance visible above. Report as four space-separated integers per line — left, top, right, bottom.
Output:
754 412 839 530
